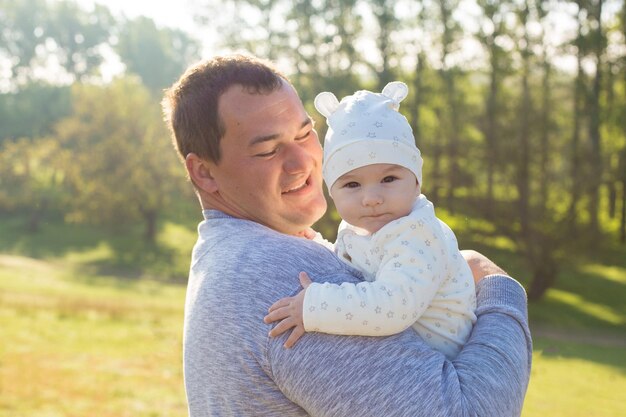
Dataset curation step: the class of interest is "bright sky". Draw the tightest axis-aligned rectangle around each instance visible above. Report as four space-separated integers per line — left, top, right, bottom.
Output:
67 0 625 76
75 0 197 29
70 0 216 79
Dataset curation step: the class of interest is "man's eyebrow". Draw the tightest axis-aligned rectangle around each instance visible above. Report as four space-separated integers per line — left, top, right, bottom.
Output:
249 119 312 146
249 133 280 146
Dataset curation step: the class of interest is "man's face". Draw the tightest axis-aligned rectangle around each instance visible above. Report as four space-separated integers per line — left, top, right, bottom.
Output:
207 81 327 235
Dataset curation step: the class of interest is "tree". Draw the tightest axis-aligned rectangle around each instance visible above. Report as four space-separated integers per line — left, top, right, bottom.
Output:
0 136 65 231
0 0 48 83
566 1 588 231
406 1 432 145
368 0 399 89
585 0 606 236
55 78 185 242
436 0 465 211
0 0 114 86
115 16 200 94
475 0 513 209
194 0 290 61
285 0 363 102
0 83 71 141
511 0 564 301
620 0 626 243
46 1 114 81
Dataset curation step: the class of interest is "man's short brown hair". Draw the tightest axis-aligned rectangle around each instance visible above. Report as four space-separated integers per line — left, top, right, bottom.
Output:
162 54 288 164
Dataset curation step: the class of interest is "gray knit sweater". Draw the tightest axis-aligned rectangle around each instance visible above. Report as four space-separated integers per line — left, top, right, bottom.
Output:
182 210 532 416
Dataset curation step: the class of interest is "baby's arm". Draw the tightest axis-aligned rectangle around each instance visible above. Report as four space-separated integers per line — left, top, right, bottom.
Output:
303 222 447 336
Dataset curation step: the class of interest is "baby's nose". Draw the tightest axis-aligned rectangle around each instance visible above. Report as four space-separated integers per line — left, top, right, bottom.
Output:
362 191 383 206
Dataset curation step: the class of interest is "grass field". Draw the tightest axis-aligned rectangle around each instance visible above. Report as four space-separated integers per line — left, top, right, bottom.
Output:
1 215 625 416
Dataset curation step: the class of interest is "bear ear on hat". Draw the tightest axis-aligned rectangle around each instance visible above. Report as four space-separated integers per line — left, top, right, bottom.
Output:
314 92 340 118
382 81 409 110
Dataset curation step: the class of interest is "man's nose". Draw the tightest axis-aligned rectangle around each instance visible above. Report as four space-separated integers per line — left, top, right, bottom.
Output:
283 143 312 174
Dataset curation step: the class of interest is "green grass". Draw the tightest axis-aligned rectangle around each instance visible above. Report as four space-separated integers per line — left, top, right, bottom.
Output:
0 254 187 417
524 338 626 417
0 214 198 281
0 213 625 416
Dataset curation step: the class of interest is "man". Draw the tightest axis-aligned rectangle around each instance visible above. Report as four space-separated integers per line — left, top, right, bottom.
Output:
162 54 531 416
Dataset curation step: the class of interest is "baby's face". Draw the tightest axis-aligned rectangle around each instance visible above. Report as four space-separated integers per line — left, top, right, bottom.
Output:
330 163 420 234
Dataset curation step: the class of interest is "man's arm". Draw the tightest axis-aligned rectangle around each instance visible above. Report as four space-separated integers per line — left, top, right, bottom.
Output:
268 273 531 417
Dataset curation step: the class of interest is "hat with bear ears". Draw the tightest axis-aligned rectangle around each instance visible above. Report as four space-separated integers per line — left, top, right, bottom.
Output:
314 81 423 193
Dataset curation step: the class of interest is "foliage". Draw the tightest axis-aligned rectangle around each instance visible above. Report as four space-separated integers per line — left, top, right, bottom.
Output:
0 83 71 141
115 16 201 94
53 77 187 242
0 136 65 231
0 0 114 85
1 0 626 299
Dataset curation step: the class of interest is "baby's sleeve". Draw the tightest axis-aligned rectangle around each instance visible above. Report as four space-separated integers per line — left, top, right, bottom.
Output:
302 219 448 336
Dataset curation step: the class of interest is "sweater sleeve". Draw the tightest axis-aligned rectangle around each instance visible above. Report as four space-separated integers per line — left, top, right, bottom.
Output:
302 220 446 336
269 275 532 417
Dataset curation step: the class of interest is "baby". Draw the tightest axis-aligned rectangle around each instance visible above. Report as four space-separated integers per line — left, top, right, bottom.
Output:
265 82 476 359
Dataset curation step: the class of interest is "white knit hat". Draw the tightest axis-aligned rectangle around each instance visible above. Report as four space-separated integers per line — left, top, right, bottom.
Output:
315 81 423 191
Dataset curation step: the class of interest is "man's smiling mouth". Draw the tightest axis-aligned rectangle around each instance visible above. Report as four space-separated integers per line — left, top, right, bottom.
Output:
282 178 309 194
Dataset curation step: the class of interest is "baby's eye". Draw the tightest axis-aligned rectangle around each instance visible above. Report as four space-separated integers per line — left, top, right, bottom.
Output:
344 181 360 189
382 176 397 183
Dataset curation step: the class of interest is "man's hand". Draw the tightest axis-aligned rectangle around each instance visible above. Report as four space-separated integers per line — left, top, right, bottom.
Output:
263 272 312 348
461 250 508 284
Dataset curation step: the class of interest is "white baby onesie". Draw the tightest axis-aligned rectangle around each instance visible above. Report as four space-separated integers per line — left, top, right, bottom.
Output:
303 194 477 358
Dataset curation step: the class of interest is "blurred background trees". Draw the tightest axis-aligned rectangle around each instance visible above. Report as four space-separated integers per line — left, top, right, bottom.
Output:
0 0 625 298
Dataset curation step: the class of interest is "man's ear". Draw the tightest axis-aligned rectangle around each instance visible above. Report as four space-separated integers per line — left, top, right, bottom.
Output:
185 153 219 193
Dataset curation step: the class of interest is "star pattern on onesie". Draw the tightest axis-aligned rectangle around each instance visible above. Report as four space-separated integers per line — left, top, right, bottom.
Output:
308 195 476 359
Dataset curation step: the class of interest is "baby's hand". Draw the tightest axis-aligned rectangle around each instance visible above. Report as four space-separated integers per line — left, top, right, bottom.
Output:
296 228 317 240
263 272 312 348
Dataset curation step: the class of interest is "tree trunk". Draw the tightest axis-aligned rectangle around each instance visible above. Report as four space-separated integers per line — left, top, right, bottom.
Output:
517 1 532 241
27 198 48 233
567 7 585 233
619 180 626 245
587 0 604 236
444 70 460 214
485 44 498 213
527 253 559 301
438 0 460 214
609 182 617 219
372 0 395 90
539 56 551 217
143 209 158 243
477 2 506 217
607 61 616 220
618 150 626 244
431 108 443 202
411 51 425 144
